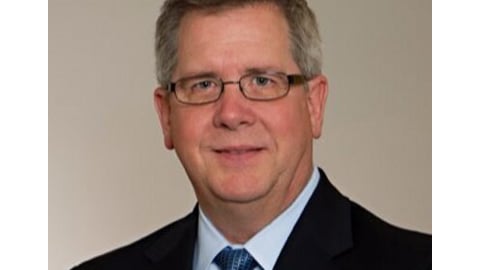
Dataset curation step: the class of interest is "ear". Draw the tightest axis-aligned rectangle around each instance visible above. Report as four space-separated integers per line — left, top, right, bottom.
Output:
153 87 174 149
306 75 328 138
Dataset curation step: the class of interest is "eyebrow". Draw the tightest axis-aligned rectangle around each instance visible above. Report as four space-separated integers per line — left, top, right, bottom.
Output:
173 72 219 82
244 66 284 75
175 66 285 81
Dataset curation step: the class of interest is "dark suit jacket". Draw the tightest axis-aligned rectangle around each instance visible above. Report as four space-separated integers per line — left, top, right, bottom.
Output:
72 168 432 269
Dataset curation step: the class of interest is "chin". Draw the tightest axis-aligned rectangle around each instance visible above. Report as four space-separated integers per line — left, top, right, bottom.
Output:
211 174 271 204
215 191 267 204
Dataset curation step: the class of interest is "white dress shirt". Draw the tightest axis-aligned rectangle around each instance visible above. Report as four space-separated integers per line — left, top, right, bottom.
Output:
193 167 320 270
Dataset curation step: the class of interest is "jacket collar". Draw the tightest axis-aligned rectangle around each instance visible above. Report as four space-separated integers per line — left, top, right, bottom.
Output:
144 206 198 270
273 168 353 269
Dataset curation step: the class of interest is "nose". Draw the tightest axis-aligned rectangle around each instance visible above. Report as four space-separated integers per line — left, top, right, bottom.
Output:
213 82 256 130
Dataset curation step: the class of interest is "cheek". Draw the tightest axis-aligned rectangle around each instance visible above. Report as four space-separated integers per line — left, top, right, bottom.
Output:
169 108 215 170
171 111 205 148
266 100 311 142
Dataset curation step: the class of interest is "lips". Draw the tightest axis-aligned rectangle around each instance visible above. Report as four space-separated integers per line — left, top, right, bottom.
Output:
214 146 264 154
213 146 263 155
212 146 266 163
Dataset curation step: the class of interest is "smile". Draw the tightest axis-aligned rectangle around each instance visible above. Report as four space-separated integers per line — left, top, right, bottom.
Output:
212 146 265 162
214 147 264 154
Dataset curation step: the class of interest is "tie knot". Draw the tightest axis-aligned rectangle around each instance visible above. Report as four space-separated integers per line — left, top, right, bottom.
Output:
213 247 259 270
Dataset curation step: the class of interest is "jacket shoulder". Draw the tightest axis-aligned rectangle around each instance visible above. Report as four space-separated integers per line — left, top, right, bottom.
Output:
71 211 197 270
340 201 432 269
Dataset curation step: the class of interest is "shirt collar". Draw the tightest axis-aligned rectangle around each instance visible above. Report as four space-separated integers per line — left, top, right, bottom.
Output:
194 208 230 270
194 167 320 270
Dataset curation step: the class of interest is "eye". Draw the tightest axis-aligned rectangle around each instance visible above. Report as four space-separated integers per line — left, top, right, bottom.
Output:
252 76 273 87
191 79 216 91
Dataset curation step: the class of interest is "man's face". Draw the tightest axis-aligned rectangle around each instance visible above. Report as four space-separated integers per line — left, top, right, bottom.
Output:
155 4 328 211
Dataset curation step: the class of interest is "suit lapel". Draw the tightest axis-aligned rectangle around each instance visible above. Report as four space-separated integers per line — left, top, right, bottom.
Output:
273 168 353 270
144 207 198 270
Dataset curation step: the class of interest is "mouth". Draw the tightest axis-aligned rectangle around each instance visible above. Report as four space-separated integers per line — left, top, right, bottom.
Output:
212 146 266 162
213 147 264 154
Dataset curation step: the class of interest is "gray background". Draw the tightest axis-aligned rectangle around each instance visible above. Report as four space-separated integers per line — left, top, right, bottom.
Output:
49 1 431 269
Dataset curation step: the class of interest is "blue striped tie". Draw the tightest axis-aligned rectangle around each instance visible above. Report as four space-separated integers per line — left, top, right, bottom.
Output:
213 247 260 270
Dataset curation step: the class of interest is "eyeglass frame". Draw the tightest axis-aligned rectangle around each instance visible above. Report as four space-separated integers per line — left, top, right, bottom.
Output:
165 72 308 105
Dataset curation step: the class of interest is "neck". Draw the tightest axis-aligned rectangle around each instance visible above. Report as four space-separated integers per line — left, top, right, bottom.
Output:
200 165 313 244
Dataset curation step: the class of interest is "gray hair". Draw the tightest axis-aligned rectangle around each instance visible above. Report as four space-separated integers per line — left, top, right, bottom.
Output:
155 0 322 86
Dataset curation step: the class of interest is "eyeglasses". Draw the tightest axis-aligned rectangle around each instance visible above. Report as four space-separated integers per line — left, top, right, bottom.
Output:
167 72 306 105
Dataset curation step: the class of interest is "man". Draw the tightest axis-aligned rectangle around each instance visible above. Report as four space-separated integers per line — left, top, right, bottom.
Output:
73 0 431 269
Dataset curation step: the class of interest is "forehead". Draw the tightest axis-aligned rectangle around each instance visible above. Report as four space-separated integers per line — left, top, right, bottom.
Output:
174 3 298 78
178 3 288 37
